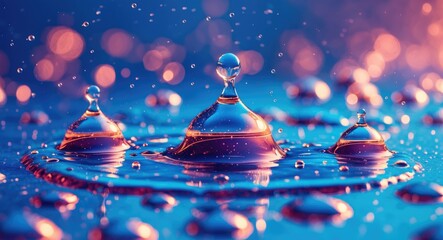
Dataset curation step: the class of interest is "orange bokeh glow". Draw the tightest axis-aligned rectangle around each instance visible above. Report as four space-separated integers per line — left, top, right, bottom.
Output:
94 64 116 88
101 29 134 57
16 85 32 103
373 33 401 62
47 27 84 61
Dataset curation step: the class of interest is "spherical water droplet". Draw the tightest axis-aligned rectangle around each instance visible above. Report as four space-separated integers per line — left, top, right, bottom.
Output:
339 165 349 172
216 53 241 81
278 52 283 57
57 83 63 87
229 13 235 17
131 161 141 169
182 19 187 23
282 195 353 224
30 150 39 154
17 68 23 73
357 108 367 124
86 85 100 102
26 35 35 41
129 84 135 88
270 69 276 74
186 210 253 239
131 3 137 8
190 64 196 68
397 182 443 203
82 21 89 27
278 128 283 133
142 193 177 210
393 160 409 168
295 160 305 169
205 16 212 21
213 174 230 184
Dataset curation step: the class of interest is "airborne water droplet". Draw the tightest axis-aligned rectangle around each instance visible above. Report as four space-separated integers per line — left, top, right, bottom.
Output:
17 68 23 73
26 35 35 41
82 21 89 27
131 161 141 169
131 3 137 8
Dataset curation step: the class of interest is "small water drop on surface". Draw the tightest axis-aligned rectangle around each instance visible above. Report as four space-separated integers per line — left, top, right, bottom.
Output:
0 211 63 239
397 182 443 203
281 195 353 224
213 174 230 184
393 160 409 168
186 210 253 239
46 158 59 163
131 161 141 169
30 150 38 154
26 35 35 41
295 160 305 169
142 193 177 210
339 165 349 172
30 191 78 208
91 218 158 240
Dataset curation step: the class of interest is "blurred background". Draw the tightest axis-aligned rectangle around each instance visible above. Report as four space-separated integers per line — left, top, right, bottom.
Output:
0 0 442 113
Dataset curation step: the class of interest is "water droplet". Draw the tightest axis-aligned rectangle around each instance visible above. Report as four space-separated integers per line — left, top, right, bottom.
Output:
270 69 276 74
186 210 253 239
58 85 129 153
190 64 196 68
82 21 89 27
91 218 158 239
339 165 349 172
30 150 39 154
0 212 63 238
393 160 409 168
26 35 35 41
131 3 137 8
131 161 141 169
129 84 135 88
30 191 78 208
166 53 285 163
213 174 230 184
397 182 443 203
295 160 305 169
328 109 392 158
17 67 23 73
413 223 443 240
205 16 212 21
46 158 59 163
141 193 177 210
282 195 353 224
229 13 235 17
278 128 283 133
278 52 283 57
